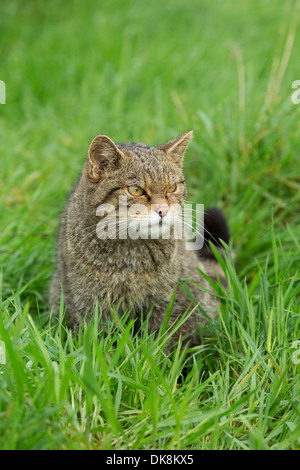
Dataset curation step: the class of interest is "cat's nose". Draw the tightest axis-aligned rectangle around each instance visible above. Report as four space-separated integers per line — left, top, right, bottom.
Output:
155 205 169 218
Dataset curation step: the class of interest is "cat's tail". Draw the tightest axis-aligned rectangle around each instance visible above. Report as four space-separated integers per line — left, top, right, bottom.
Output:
197 207 234 284
202 207 230 252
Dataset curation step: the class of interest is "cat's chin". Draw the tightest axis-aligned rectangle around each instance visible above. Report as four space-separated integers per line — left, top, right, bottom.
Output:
125 213 177 241
138 220 175 240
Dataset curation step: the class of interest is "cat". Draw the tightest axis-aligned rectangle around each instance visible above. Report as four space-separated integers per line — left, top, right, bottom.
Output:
49 130 230 348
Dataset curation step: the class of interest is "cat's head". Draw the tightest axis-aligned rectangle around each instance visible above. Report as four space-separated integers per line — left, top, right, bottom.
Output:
83 131 193 240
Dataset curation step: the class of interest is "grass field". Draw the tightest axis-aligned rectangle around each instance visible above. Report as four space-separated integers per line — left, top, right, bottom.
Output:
0 0 300 450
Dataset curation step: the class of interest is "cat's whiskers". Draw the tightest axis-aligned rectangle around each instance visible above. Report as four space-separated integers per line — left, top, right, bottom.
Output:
181 216 222 247
183 205 228 246
180 218 204 240
78 208 219 246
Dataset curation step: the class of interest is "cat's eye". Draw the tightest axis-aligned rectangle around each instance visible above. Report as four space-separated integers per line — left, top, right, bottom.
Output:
127 185 145 197
167 183 177 193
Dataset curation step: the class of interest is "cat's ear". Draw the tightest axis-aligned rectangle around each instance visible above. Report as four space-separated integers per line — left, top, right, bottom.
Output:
159 130 193 165
88 135 124 180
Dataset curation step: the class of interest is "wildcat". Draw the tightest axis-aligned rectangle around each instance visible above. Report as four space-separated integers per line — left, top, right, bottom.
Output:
49 131 230 347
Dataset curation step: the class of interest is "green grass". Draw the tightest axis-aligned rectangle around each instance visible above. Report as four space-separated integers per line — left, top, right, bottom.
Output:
0 0 300 450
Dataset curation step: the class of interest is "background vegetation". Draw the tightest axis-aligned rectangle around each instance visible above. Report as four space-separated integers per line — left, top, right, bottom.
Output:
0 0 299 449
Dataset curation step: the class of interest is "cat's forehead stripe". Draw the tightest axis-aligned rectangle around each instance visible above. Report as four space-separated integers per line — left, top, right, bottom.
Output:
117 142 151 154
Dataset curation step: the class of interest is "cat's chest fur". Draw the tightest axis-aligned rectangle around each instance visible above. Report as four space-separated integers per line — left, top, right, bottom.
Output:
68 225 182 308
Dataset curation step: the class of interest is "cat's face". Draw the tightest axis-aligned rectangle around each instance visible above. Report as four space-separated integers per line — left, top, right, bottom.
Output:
83 131 192 240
